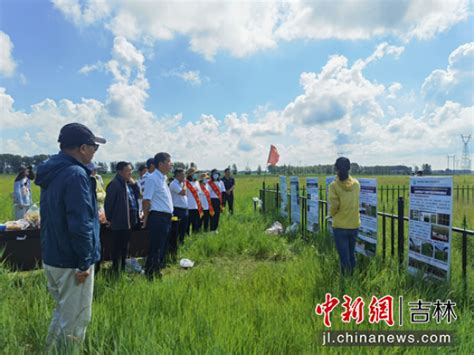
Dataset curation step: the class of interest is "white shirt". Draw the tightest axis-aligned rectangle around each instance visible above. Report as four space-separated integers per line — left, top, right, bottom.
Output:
186 180 202 210
143 170 173 213
169 179 188 209
209 180 226 199
198 183 210 210
139 172 149 195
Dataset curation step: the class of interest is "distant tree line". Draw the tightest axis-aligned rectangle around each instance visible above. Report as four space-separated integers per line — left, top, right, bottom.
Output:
0 154 438 176
267 163 421 175
0 154 242 175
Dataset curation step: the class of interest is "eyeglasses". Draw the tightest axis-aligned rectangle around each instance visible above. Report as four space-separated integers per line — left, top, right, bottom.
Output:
87 144 99 152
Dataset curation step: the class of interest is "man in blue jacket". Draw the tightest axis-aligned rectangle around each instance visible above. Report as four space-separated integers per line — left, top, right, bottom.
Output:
35 122 106 350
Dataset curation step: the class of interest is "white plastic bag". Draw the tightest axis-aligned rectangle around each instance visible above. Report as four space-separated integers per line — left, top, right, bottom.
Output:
265 221 284 235
179 258 194 268
24 204 40 228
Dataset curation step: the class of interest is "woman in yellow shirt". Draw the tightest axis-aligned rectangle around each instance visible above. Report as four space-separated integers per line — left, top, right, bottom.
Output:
328 157 360 275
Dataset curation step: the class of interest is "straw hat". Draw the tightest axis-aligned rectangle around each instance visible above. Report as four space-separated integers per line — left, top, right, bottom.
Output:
186 167 197 177
199 172 210 180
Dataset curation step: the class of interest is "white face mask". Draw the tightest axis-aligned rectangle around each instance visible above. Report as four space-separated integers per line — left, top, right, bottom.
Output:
212 174 219 180
203 178 209 184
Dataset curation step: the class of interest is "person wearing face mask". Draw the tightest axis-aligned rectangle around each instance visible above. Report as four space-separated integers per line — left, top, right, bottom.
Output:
198 173 214 232
169 168 188 246
222 168 236 214
185 167 204 235
208 169 226 233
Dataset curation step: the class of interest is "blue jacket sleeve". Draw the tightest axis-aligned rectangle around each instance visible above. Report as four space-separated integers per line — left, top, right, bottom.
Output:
64 171 95 271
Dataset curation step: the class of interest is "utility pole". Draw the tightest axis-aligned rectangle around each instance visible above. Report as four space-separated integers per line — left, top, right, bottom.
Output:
447 154 456 172
460 135 471 172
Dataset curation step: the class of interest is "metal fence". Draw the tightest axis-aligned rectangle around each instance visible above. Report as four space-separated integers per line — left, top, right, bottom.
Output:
258 182 473 290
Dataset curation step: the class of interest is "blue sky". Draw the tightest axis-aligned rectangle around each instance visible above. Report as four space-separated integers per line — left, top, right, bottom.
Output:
1 0 473 170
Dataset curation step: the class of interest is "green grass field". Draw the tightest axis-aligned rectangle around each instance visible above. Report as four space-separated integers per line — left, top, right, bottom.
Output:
0 174 473 354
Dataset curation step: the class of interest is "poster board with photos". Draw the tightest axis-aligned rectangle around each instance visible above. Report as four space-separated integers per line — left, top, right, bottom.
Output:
290 176 300 224
408 176 453 281
326 176 336 233
306 177 319 232
356 178 378 257
279 176 288 217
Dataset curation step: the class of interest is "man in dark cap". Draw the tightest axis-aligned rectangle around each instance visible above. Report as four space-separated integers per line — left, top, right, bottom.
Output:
35 122 106 351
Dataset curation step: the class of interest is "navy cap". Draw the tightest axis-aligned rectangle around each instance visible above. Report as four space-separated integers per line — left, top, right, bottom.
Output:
58 123 106 148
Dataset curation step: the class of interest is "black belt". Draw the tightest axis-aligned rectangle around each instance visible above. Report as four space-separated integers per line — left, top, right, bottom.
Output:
174 207 187 211
150 211 172 218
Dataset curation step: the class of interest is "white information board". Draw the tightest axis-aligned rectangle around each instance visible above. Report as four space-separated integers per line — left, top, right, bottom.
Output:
306 177 319 232
290 176 300 224
356 178 378 257
279 176 288 217
408 176 453 281
326 176 336 233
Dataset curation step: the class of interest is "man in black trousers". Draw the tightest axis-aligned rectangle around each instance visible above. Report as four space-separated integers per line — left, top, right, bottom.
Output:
104 162 140 274
222 168 236 214
142 152 174 279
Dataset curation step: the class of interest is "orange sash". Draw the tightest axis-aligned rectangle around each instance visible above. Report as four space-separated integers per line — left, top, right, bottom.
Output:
208 180 224 212
185 180 204 217
200 183 215 217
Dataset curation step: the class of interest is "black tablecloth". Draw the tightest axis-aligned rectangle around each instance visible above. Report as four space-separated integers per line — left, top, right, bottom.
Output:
0 227 150 271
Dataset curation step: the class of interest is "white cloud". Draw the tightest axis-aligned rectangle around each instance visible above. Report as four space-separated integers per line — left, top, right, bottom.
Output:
422 42 474 105
387 83 403 99
225 111 287 137
178 70 202 86
352 101 473 161
354 42 405 70
0 31 17 77
0 36 276 169
2 35 472 170
51 0 111 26
282 45 395 126
79 61 105 75
52 0 469 60
163 66 207 86
277 0 469 42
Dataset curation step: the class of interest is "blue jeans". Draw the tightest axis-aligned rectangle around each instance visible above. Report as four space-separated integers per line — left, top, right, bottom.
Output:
145 212 172 276
333 228 358 275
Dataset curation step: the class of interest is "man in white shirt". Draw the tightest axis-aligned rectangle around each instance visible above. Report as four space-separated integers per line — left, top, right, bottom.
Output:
142 152 173 279
169 168 188 246
185 167 203 235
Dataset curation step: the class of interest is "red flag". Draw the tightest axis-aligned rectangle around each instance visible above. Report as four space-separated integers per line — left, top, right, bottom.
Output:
267 144 280 166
